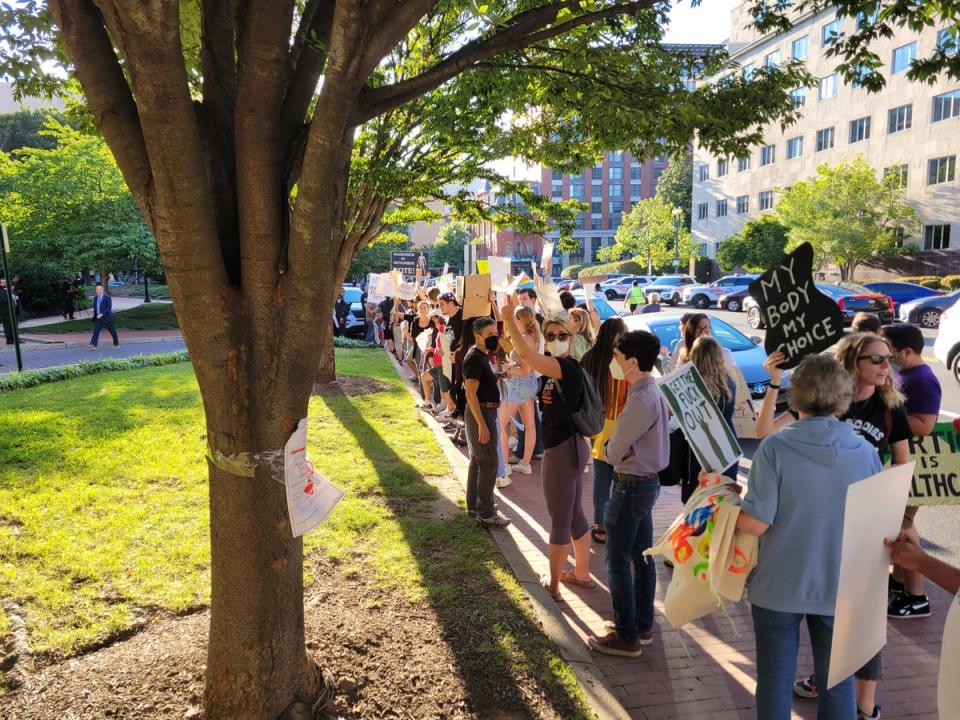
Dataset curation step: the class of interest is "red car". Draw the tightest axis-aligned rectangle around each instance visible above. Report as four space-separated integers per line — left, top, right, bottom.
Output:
718 289 750 312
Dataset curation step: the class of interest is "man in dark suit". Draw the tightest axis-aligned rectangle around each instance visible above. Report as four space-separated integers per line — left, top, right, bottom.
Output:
88 283 119 349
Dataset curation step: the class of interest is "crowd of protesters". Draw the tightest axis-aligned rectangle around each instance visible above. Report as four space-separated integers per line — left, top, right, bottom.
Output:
367 269 957 720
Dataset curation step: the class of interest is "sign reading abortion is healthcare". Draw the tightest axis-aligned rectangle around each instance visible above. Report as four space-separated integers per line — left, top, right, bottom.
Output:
903 421 960 505
748 242 844 369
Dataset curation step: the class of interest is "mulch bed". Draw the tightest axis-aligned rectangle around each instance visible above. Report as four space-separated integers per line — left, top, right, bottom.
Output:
312 377 392 397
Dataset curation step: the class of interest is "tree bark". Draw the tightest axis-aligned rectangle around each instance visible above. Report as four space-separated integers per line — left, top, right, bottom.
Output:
317 319 336 383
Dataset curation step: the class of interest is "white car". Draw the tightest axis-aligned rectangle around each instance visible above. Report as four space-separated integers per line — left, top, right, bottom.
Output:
934 304 960 384
642 275 696 305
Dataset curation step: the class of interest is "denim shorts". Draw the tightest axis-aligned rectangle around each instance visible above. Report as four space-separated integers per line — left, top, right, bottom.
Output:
504 374 538 405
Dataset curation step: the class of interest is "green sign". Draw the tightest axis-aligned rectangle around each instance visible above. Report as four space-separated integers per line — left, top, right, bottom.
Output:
905 421 960 505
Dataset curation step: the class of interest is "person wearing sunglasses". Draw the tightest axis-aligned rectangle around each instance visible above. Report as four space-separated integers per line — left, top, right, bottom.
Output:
502 296 594 602
756 332 911 720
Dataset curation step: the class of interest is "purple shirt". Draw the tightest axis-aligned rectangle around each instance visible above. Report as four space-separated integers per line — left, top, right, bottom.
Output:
603 376 670 477
897 363 941 418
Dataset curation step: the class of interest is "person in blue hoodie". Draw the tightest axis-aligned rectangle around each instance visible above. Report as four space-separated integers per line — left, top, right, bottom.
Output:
737 353 882 720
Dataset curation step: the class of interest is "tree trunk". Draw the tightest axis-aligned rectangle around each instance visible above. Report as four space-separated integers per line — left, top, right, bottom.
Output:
317 319 336 383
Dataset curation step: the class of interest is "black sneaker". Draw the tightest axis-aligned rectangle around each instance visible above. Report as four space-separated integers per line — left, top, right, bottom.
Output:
857 704 881 719
888 593 931 618
477 511 511 529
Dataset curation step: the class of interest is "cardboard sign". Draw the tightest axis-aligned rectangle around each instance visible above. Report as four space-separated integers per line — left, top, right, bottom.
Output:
748 242 843 369
284 419 344 538
904 422 960 505
462 273 492 319
488 256 512 292
579 274 608 293
730 367 758 439
541 241 555 270
829 462 914 688
658 363 742 474
440 333 453 381
536 282 564 316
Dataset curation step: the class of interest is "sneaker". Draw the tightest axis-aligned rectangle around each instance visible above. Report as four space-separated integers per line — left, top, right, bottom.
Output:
857 705 881 719
532 452 543 460
888 592 931 618
513 462 533 475
477 511 511 529
602 621 654 646
508 437 518 451
496 476 512 488
888 575 905 605
793 675 817 699
587 632 643 658
507 455 522 464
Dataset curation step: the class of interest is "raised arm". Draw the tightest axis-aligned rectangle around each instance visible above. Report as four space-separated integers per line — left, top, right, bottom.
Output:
582 282 601 331
502 294 562 378
756 351 795 438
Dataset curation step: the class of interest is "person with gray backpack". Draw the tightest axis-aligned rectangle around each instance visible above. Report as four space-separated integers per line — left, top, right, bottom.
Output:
502 298 599 602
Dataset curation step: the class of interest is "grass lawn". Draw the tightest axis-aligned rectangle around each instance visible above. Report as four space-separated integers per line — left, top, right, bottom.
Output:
27 303 179 334
111 284 172 300
0 350 588 715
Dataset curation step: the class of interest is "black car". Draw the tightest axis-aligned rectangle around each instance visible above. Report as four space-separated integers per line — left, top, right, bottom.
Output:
898 290 960 328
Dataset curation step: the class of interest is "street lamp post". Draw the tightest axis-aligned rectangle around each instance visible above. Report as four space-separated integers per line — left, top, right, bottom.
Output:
671 206 683 274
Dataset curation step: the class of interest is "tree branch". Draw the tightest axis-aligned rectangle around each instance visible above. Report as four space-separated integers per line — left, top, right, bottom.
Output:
201 0 237 136
355 0 657 123
281 0 335 145
359 0 439 78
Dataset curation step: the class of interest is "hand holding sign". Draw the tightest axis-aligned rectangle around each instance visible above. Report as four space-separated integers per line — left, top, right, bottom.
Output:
748 243 843 369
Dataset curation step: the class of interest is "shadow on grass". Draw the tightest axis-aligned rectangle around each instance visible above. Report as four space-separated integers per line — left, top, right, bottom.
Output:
317 392 591 719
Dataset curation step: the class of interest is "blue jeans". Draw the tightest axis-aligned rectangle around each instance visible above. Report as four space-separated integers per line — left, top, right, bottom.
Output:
604 475 660 643
592 458 614 526
516 406 543 457
751 605 855 720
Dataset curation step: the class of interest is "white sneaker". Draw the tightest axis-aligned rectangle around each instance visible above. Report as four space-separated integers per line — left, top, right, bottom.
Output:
513 463 533 475
496 476 512 488
502 464 512 476
507 455 522 464
508 437 518 450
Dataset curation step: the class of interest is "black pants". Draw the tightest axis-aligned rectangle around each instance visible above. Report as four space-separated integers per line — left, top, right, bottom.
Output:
465 406 498 518
1 312 14 344
90 318 119 346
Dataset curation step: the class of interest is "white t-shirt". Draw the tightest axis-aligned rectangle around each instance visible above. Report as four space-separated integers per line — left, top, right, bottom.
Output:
941 591 960 719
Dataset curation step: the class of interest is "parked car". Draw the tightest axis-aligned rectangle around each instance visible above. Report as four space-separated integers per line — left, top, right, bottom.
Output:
718 289 750 312
934 304 960 384
682 274 759 309
642 275 696 305
599 275 659 300
899 290 960 328
570 291 621 321
623 312 788 399
744 283 894 329
863 281 943 312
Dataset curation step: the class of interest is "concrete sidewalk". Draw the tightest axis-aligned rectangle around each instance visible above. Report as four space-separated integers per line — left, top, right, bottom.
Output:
18 296 151 328
15 328 183 350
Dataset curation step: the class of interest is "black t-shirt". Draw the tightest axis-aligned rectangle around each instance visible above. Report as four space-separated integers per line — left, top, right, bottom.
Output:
463 346 500 404
406 313 431 339
538 356 584 449
841 391 911 457
378 298 394 322
446 309 464 351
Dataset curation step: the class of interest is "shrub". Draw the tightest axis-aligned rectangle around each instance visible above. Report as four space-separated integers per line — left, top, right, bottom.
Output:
0 351 190 392
7 254 68 316
941 275 960 291
901 276 944 289
333 336 379 349
561 264 584 279
575 258 645 278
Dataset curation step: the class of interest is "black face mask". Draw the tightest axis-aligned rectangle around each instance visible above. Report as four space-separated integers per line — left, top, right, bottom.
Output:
483 336 499 352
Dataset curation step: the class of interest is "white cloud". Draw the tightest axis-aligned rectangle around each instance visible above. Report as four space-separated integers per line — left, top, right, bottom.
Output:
663 0 741 44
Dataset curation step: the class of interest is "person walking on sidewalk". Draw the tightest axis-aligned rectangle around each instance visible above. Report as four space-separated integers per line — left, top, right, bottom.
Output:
88 284 119 349
587 329 669 658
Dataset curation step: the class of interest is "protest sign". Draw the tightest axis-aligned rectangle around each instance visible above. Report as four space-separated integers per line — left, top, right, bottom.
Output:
903 422 960 505
365 273 385 305
440 333 453 381
579 275 608 293
536 282 564 316
441 262 449 277
505 272 529 296
284 419 344 537
658 363 742 473
462 273 492 319
455 276 464 304
436 273 455 295
488 256 512 291
748 242 843 369
828 462 914 688
374 272 395 298
391 251 425 281
393 281 418 300
541 241 555 270
730 367 758 439
476 259 489 274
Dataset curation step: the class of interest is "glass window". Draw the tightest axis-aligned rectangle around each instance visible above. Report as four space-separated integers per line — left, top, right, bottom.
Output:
716 199 728 217
551 183 563 197
792 35 808 60
742 62 755 79
760 144 776 166
887 104 913 133
608 200 623 214
821 18 841 48
609 183 623 197
790 87 807 107
857 8 879 29
591 182 602 198
932 89 960 122
928 156 957 185
819 74 838 100
849 116 871 143
815 127 835 151
891 42 917 75
736 195 749 213
590 201 602 214
630 166 642 180
591 166 602 180
923 224 951 250
551 170 563 180
765 49 782 67
939 28 959 56
717 158 728 177
759 190 774 211
698 164 709 182
570 182 584 198
884 164 908 188
630 183 641 197
591 218 602 231
609 151 624 162
609 166 623 181
697 202 709 220
738 155 751 172
610 216 621 231
786 136 803 159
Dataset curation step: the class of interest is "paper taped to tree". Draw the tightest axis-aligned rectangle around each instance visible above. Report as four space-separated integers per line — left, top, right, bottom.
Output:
748 242 843 369
284 419 344 537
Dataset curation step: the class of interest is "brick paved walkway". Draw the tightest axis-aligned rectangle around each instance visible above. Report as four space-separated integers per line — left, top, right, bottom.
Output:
0 336 186 374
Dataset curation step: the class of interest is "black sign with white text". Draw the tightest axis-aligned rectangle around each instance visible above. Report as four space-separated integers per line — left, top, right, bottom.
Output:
391 251 427 282
748 243 844 369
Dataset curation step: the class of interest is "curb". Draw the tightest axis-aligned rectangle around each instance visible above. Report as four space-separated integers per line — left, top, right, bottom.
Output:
384 350 629 720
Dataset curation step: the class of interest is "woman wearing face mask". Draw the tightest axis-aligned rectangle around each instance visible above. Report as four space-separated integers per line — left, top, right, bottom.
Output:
503 296 594 600
757 334 911 720
580 317 627 544
567 307 595 361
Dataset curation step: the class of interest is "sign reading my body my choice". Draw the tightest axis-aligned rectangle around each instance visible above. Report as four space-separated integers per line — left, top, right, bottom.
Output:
747 242 844 369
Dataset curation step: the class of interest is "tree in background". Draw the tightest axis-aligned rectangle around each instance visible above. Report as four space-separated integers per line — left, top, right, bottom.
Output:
774 156 919 280
717 217 789 272
430 221 472 273
0 119 159 288
654 148 693 230
345 234 409 281
0 109 69 154
598 196 695 273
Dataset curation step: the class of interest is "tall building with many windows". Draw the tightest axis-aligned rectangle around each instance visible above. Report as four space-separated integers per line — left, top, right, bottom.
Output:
692 4 960 271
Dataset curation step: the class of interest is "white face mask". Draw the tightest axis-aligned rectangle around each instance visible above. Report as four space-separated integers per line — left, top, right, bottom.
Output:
609 357 626 380
546 340 569 357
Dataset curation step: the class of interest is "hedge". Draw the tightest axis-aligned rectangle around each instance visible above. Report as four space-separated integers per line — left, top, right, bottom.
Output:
901 276 944 289
560 264 584 279
570 258 645 278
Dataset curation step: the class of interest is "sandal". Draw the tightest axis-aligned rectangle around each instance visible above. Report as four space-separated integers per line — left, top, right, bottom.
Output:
591 527 606 545
540 575 562 602
559 569 596 589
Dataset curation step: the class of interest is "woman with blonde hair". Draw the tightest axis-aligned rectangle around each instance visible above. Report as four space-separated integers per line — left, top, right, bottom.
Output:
567 307 595 360
757 333 911 719
499 305 541 478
